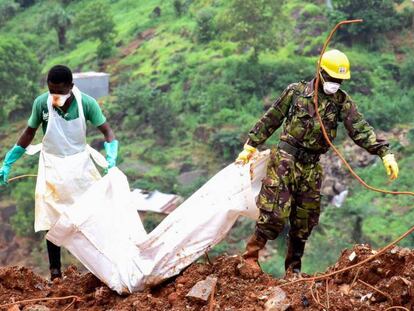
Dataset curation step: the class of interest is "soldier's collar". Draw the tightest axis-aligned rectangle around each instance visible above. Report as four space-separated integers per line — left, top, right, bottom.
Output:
304 79 331 100
303 79 315 97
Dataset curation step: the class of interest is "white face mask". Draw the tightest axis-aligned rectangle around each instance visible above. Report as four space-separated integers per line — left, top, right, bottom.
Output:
50 93 71 107
320 72 341 95
323 81 341 95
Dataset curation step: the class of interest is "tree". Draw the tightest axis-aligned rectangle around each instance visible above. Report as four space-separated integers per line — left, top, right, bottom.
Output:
400 57 414 89
10 180 36 237
16 0 36 8
172 0 191 16
219 0 288 62
0 0 20 28
173 0 182 17
43 3 71 50
329 0 410 48
0 37 40 122
148 98 178 142
73 0 116 60
195 8 215 43
210 128 241 161
111 81 178 142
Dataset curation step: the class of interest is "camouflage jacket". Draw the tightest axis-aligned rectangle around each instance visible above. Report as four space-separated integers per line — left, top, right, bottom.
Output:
246 79 390 157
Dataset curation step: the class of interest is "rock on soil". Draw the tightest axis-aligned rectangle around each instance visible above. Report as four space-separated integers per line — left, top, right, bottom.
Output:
186 275 217 303
0 245 413 310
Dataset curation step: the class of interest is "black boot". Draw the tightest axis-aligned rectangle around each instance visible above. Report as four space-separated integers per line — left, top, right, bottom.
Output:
285 237 306 274
50 268 62 281
47 239 62 281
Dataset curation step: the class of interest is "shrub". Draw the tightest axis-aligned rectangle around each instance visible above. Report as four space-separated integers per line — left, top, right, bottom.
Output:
400 57 414 89
10 180 36 237
0 37 40 122
329 0 411 49
73 0 116 60
173 0 183 17
358 89 414 130
0 0 19 27
209 128 242 162
195 8 215 43
148 98 178 141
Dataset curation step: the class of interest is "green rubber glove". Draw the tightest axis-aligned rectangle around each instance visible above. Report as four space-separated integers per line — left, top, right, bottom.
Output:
0 145 26 185
104 140 119 171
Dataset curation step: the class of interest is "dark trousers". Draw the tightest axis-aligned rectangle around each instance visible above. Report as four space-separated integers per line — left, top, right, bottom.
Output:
46 239 61 270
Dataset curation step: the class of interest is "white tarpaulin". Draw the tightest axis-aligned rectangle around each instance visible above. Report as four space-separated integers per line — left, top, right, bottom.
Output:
46 151 270 294
131 190 182 214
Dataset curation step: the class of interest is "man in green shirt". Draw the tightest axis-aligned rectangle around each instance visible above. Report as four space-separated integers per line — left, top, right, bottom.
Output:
0 65 119 280
28 88 107 133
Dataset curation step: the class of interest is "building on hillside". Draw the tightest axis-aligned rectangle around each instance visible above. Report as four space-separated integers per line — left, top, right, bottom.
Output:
73 72 110 100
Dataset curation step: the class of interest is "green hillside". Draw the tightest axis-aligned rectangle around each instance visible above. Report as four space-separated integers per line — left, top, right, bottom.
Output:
0 0 413 276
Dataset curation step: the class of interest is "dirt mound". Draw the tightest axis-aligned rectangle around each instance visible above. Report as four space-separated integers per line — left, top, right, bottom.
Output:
0 244 413 310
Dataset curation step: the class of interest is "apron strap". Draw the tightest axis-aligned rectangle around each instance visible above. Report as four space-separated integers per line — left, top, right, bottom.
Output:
72 86 84 119
72 86 86 131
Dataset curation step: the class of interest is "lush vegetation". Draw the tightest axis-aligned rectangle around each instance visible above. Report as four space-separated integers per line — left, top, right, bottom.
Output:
0 0 413 276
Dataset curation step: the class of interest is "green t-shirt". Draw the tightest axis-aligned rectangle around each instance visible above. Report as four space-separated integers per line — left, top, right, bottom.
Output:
28 92 107 133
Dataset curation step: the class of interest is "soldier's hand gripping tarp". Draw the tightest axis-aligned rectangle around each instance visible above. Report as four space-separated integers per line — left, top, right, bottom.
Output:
46 151 270 293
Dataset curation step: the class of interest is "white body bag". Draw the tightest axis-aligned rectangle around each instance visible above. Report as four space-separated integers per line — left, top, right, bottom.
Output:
46 151 270 293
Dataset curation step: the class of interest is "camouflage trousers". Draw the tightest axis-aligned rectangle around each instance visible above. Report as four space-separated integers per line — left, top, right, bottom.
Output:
255 148 323 241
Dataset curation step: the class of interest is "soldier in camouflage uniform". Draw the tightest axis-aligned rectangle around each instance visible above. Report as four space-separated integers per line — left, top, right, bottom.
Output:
236 50 399 278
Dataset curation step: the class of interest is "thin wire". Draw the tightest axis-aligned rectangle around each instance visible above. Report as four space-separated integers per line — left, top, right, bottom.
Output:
8 174 37 183
313 19 414 196
0 295 81 309
280 18 414 288
384 307 410 311
357 279 393 303
280 215 414 287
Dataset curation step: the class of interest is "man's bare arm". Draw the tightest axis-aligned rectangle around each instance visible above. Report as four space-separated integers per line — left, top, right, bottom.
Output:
97 122 115 142
16 127 38 148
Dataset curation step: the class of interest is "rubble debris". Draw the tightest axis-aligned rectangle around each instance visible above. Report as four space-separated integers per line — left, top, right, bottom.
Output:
263 287 291 311
237 259 263 279
0 244 413 310
186 275 217 303
348 251 357 262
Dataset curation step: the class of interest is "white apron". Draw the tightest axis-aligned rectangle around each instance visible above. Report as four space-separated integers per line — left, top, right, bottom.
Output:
33 86 107 232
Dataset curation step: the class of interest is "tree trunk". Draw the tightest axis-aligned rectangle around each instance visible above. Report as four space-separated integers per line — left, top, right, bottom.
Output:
352 216 363 242
326 0 333 10
57 26 66 50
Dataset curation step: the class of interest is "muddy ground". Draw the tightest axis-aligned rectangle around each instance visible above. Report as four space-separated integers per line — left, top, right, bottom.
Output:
0 244 413 311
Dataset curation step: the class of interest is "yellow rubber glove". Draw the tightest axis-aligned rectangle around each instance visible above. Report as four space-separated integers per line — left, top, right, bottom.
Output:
382 154 399 181
235 144 257 165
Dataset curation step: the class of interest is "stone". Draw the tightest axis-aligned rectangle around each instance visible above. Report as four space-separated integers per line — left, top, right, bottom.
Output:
167 292 179 305
348 251 357 262
398 247 411 258
390 246 400 254
339 284 351 295
237 259 263 279
263 287 291 311
186 276 218 303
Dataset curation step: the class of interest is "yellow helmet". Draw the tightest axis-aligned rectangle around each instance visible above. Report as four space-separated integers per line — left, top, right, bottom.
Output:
320 49 351 80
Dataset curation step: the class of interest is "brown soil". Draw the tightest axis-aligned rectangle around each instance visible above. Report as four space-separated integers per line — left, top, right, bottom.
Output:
0 244 413 310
